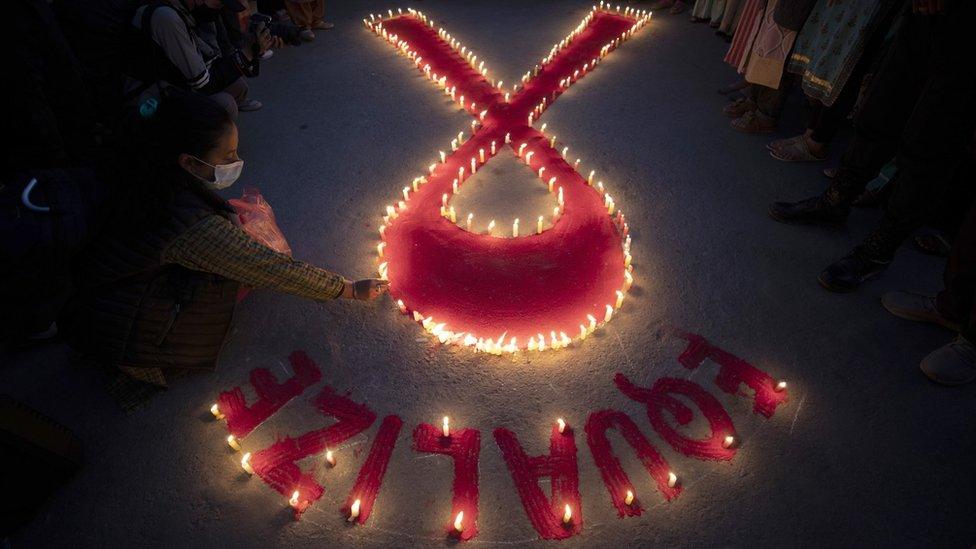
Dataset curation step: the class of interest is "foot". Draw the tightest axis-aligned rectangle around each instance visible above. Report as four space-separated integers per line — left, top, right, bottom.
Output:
237 99 263 112
730 110 776 133
723 97 756 118
312 20 334 30
768 195 849 225
817 251 890 293
920 335 976 386
769 134 827 162
299 29 315 41
882 291 961 331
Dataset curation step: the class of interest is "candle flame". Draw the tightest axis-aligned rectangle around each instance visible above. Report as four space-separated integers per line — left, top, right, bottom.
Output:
442 416 450 437
667 471 678 488
624 489 634 505
562 503 572 524
325 449 336 467
290 490 300 507
723 435 735 448
556 418 566 433
453 510 464 532
241 452 254 474
348 498 361 521
775 380 787 392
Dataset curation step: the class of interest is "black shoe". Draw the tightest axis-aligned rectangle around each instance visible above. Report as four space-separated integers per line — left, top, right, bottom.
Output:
769 195 850 225
818 252 890 292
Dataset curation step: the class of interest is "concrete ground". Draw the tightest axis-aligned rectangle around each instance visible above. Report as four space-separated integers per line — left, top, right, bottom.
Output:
4 1 976 546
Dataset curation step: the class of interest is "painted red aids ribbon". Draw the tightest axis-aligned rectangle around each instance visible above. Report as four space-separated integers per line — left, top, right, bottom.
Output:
368 8 649 352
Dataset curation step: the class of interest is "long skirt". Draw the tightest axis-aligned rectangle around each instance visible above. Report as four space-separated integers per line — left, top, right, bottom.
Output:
786 0 897 107
723 0 763 68
718 0 744 35
285 0 324 29
740 0 797 89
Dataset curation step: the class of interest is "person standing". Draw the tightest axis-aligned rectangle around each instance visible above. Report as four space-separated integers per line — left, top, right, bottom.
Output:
284 0 332 41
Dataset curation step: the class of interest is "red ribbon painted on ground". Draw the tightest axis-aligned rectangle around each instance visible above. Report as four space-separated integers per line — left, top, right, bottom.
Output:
368 8 649 351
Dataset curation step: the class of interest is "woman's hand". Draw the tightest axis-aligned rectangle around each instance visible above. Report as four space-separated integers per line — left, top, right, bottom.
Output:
341 279 389 300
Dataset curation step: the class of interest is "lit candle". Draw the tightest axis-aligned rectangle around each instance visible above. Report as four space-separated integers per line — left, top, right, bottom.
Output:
453 511 464 533
466 213 474 230
562 146 569 157
505 92 510 102
458 131 464 144
513 218 519 237
325 449 336 467
775 380 787 392
723 435 735 448
487 219 496 233
550 135 556 147
525 151 534 164
604 304 613 323
227 434 241 451
556 418 566 433
402 187 410 201
540 123 547 132
548 177 557 192
562 504 572 524
579 324 587 340
479 149 485 163
553 206 560 219
624 490 634 505
557 187 564 206
449 207 457 223
442 416 451 437
241 452 254 474
348 498 361 521
458 167 465 180
588 170 595 184
537 216 544 234
588 314 597 331
518 143 527 157
210 403 224 420
290 490 301 508
505 132 511 144
491 141 496 155
452 179 458 194
397 299 407 313
574 158 581 168
451 138 458 151
377 242 385 257
667 471 678 488
470 157 476 174
429 163 437 175
442 194 448 208
615 290 624 309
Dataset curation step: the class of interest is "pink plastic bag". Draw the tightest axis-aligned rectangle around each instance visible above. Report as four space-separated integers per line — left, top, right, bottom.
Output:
228 187 292 255
228 187 292 300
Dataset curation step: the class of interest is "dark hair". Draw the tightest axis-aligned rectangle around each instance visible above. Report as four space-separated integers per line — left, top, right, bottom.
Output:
111 92 234 225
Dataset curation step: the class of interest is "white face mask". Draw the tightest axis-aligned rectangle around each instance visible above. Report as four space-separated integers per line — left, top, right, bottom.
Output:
190 156 244 190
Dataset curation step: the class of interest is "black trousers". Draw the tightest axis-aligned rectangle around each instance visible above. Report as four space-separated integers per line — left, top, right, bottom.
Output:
825 4 976 260
938 199 976 343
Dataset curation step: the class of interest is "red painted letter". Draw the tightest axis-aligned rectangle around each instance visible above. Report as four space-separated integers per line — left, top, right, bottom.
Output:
413 424 481 540
616 375 737 461
343 415 404 524
670 328 788 418
584 410 681 517
217 350 322 438
251 384 377 516
493 425 581 540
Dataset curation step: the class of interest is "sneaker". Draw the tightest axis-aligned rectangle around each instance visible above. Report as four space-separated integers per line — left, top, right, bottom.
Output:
312 20 334 30
237 99 263 112
299 29 315 41
817 251 890 293
881 291 961 331
768 195 850 225
920 335 976 386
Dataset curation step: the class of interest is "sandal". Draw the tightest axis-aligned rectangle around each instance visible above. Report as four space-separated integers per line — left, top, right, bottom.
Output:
723 97 756 118
730 110 776 133
769 136 827 162
913 233 952 257
768 134 803 152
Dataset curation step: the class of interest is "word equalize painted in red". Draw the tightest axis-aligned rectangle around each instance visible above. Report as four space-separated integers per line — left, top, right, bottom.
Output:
213 330 789 540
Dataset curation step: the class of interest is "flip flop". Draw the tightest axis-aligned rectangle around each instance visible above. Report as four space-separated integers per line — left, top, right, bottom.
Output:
730 110 776 133
769 136 827 162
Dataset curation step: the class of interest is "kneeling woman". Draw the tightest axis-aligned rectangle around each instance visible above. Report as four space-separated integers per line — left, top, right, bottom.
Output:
61 94 386 388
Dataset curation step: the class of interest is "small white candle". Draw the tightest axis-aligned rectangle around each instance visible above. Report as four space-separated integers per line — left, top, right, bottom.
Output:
241 452 254 474
377 242 385 257
615 290 624 309
348 498 361 521
562 146 569 157
457 131 464 144
452 179 458 194
442 194 448 208
505 132 511 144
397 299 406 313
588 314 597 331
449 207 457 223
470 157 476 174
548 177 557 192
479 149 485 163
537 216 544 234
518 143 527 157
604 304 613 323
775 380 787 392
667 471 678 488
442 416 451 437
227 434 241 451
402 187 410 201
624 490 634 505
723 435 735 448
487 219 496 233
429 163 437 175
466 213 474 230
325 449 336 467
556 418 566 433
491 141 496 155
562 504 572 524
513 218 519 237
451 138 458 151
557 187 564 206
525 151 535 164
588 170 595 184
550 135 556 147
210 403 224 420
540 123 547 132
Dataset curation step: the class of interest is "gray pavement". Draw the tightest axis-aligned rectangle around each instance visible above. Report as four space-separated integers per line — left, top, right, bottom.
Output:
4 1 976 546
